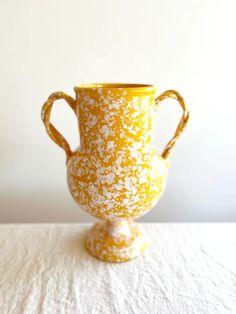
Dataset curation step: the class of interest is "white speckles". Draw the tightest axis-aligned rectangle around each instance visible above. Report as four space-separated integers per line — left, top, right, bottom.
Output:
124 177 133 190
87 114 97 128
139 173 147 184
133 142 142 150
141 96 150 107
127 126 134 134
131 111 140 118
75 168 83 177
107 220 131 238
92 194 105 206
88 98 95 105
122 199 128 205
97 88 103 95
87 184 98 194
115 166 122 175
116 155 124 165
132 97 139 106
99 172 115 185
103 98 109 104
100 125 111 138
103 156 110 163
104 113 110 121
107 141 115 151
130 149 138 158
94 135 104 147
108 102 121 110
102 187 112 199
104 203 112 210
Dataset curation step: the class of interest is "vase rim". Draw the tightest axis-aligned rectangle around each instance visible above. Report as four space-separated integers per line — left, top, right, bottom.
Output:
74 83 156 92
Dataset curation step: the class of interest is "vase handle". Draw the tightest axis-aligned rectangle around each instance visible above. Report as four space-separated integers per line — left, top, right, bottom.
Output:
155 90 189 159
41 91 77 162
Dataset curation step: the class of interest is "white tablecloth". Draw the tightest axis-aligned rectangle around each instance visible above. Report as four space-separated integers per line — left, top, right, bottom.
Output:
0 224 235 314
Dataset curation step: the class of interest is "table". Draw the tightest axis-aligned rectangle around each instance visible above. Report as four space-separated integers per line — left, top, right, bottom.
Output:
0 224 235 314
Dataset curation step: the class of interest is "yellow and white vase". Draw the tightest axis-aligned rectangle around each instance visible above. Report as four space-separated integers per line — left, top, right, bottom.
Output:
41 84 189 262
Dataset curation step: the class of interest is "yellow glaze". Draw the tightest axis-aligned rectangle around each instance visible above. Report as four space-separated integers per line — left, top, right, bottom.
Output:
41 83 189 262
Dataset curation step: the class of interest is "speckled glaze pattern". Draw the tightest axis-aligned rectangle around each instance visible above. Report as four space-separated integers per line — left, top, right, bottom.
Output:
85 219 148 263
68 86 168 220
41 84 189 262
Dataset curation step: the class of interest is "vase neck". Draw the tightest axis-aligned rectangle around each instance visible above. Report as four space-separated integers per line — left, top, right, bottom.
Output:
77 90 155 157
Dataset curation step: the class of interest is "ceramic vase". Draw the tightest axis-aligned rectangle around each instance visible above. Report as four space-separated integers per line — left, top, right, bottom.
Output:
41 84 189 262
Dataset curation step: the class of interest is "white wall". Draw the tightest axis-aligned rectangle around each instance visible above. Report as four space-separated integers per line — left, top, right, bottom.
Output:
0 0 235 222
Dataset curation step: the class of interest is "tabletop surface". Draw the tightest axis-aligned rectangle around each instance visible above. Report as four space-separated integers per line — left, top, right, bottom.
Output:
0 223 235 314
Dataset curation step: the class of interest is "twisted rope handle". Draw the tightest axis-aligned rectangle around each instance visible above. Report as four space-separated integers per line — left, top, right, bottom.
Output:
41 91 77 162
155 90 189 159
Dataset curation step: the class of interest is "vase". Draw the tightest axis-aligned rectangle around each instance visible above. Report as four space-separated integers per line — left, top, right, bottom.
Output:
41 83 189 262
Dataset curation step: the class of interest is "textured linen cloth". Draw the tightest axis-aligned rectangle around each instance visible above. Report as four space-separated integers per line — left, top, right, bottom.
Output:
0 223 235 314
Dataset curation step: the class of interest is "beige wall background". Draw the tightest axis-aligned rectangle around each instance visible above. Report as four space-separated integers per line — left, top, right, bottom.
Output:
0 0 235 222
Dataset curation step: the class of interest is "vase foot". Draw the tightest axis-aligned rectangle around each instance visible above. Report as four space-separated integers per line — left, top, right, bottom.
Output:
85 219 148 263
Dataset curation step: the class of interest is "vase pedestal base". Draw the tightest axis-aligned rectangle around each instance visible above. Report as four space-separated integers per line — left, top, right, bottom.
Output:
85 219 148 263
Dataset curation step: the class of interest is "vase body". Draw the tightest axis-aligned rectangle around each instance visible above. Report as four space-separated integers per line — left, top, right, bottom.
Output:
67 85 168 220
41 84 189 262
